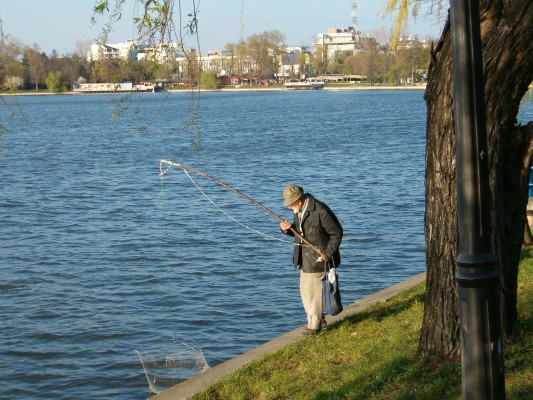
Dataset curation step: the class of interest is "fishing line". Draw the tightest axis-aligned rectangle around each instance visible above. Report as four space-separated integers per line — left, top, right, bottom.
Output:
135 161 213 395
159 159 326 258
184 169 301 245
161 162 300 246
160 161 172 177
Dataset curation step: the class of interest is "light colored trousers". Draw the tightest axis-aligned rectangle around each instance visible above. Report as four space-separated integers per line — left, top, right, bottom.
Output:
300 270 326 329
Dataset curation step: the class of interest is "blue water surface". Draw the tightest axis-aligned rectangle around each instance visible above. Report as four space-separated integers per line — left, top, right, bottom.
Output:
0 88 488 399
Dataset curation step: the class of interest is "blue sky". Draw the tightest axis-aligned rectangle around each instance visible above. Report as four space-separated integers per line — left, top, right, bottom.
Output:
0 0 445 55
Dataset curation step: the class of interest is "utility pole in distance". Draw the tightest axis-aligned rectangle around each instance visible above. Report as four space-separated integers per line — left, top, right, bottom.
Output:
450 0 506 399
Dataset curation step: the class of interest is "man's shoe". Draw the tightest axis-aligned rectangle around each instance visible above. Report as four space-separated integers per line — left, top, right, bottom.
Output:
302 328 320 335
321 316 328 329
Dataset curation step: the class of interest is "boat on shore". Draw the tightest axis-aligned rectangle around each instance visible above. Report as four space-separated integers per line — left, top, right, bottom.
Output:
72 82 159 94
284 81 324 90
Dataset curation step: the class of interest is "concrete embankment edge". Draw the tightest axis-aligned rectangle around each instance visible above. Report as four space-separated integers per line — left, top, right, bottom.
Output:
148 272 426 400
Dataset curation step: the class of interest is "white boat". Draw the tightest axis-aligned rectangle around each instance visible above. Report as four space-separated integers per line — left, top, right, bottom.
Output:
284 81 324 90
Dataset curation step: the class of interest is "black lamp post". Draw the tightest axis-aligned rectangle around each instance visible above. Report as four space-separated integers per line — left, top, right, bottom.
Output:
450 0 506 398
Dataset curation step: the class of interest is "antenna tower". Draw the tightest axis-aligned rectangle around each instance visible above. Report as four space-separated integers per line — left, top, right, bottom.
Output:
240 0 245 43
351 3 359 32
0 16 4 42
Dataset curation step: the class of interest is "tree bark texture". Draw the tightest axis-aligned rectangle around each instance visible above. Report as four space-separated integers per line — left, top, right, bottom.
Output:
420 0 533 358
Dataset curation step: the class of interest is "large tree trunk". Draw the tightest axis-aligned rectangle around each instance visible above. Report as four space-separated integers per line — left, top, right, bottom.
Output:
420 0 533 359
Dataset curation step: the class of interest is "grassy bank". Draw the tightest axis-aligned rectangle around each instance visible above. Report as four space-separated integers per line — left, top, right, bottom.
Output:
191 249 532 400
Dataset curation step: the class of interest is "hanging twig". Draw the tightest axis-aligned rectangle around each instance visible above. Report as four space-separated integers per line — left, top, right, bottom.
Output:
159 159 326 258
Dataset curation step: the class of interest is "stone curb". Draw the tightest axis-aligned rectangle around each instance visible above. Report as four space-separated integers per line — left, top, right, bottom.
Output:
148 272 426 400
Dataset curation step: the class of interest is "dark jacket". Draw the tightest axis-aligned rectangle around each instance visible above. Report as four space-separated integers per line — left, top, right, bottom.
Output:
283 194 343 273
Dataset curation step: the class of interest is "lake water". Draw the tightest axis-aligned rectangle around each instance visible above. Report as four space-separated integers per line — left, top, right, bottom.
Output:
1 89 530 399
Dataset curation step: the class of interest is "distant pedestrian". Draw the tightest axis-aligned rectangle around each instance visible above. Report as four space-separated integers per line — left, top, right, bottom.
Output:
279 184 343 335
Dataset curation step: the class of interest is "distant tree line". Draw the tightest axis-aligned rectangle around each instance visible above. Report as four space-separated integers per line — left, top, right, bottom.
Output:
0 30 432 92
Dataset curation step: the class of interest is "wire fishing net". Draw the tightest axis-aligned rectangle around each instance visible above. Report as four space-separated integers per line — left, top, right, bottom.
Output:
135 342 210 394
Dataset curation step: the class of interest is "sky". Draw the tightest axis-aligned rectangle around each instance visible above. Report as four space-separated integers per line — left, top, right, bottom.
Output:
0 0 446 56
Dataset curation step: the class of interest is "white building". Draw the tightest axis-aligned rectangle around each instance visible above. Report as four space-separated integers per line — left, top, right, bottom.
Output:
395 35 430 51
136 42 194 63
277 46 309 79
314 27 376 62
87 40 194 63
87 40 137 62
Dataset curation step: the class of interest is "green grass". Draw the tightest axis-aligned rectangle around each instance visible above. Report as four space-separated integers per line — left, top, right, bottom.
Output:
191 249 533 400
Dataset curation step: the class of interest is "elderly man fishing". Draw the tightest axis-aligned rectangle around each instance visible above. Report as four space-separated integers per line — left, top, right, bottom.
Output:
280 184 343 335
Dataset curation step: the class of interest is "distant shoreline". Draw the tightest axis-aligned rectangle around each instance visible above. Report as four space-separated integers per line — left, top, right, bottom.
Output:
1 84 427 96
3 83 533 96
173 84 428 93
214 84 427 93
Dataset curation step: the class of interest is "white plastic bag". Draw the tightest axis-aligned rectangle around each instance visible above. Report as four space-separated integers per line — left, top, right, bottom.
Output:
328 268 336 284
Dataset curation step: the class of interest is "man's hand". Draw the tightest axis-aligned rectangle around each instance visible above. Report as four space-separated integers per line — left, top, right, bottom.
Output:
316 256 328 263
280 220 291 232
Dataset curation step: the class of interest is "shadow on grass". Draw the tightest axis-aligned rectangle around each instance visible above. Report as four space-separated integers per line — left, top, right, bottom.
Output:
309 288 463 400
343 289 426 325
310 356 461 400
310 287 462 399
307 277 532 400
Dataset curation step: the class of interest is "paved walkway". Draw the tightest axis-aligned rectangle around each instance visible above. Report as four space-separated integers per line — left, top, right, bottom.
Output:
148 272 426 400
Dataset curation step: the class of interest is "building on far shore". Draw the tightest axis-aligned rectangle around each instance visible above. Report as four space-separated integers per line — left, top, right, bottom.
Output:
313 26 377 62
87 40 195 63
395 34 431 51
87 40 137 62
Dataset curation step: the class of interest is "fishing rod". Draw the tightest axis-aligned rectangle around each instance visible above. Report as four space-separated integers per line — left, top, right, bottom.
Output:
159 159 326 259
